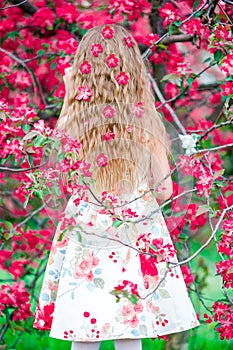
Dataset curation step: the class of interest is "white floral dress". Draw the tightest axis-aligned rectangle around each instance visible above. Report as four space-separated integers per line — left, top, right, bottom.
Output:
33 182 200 341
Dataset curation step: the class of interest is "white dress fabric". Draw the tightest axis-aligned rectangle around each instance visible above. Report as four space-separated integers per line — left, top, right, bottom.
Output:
33 181 200 341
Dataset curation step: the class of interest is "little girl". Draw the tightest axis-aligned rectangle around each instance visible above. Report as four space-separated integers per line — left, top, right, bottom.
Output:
33 24 200 350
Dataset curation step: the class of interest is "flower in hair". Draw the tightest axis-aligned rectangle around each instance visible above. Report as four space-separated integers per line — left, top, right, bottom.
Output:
75 86 93 101
79 60 92 74
101 25 114 39
102 132 115 142
91 43 103 57
124 36 135 48
103 105 115 118
116 72 129 85
106 54 119 68
96 153 108 167
132 102 145 118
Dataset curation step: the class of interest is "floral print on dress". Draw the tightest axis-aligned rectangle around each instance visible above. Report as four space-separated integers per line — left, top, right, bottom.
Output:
33 181 200 341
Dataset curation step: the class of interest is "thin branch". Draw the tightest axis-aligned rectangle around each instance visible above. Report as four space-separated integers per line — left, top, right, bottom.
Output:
148 73 187 135
0 47 46 105
0 0 27 10
162 34 193 44
197 118 233 143
9 0 38 14
194 143 233 154
0 161 48 172
142 0 209 60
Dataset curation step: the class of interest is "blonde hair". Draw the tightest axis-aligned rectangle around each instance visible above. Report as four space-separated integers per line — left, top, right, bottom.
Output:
55 24 170 196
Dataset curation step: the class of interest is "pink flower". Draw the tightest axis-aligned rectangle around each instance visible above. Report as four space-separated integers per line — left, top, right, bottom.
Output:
73 251 99 281
116 72 129 85
142 33 159 48
102 132 115 142
79 60 92 74
126 125 132 133
196 174 213 198
33 301 55 330
103 105 115 118
106 54 119 68
101 25 114 39
75 86 92 101
220 81 233 97
132 102 145 118
91 43 103 57
124 36 135 48
96 153 108 167
158 3 179 27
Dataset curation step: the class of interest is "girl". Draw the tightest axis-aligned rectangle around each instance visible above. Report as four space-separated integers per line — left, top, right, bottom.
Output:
33 24 200 350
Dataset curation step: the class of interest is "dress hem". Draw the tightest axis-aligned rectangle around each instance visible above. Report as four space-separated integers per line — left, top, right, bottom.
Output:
49 321 200 342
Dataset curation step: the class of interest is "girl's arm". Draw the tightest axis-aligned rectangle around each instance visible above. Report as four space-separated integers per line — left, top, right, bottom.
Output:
148 143 173 201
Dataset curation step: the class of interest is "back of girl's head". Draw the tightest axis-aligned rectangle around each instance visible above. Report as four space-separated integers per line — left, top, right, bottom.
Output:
56 24 170 196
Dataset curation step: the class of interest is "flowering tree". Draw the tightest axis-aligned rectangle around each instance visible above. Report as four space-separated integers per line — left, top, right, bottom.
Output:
0 0 232 348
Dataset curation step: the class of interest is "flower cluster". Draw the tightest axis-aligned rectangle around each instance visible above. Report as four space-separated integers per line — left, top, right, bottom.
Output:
204 302 233 340
0 282 32 321
218 216 233 257
158 3 179 27
111 279 140 304
216 259 233 289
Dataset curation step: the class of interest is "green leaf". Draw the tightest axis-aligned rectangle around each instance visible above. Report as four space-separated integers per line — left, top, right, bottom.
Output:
93 278 105 289
187 77 194 88
159 289 171 298
37 49 45 56
139 325 148 336
196 205 209 217
193 0 201 10
34 135 45 147
23 194 31 208
23 130 41 141
214 49 224 62
112 219 123 228
160 73 180 82
28 154 33 168
203 57 212 64
42 43 50 49
22 124 31 133
51 62 57 70
4 221 13 231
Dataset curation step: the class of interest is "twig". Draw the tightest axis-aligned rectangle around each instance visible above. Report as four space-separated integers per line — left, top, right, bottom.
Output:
0 47 46 105
0 0 27 10
148 73 187 135
194 143 233 154
142 0 209 60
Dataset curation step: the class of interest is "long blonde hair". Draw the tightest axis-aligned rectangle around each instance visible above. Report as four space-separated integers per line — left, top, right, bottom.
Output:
55 24 170 196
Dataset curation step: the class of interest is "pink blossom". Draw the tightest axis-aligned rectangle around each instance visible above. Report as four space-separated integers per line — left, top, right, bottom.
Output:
103 105 115 118
102 132 115 142
79 60 92 74
91 43 103 57
73 251 99 281
106 54 119 68
75 86 93 101
101 25 114 39
220 81 233 97
31 8 54 31
158 3 179 27
124 36 135 47
116 72 129 85
96 153 108 167
56 3 79 23
196 174 213 198
132 102 145 118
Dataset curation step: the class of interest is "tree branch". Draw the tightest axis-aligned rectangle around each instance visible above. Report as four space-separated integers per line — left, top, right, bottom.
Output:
148 72 187 135
9 0 38 14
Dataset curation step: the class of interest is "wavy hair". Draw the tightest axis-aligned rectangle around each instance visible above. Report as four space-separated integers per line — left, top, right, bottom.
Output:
55 24 171 197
